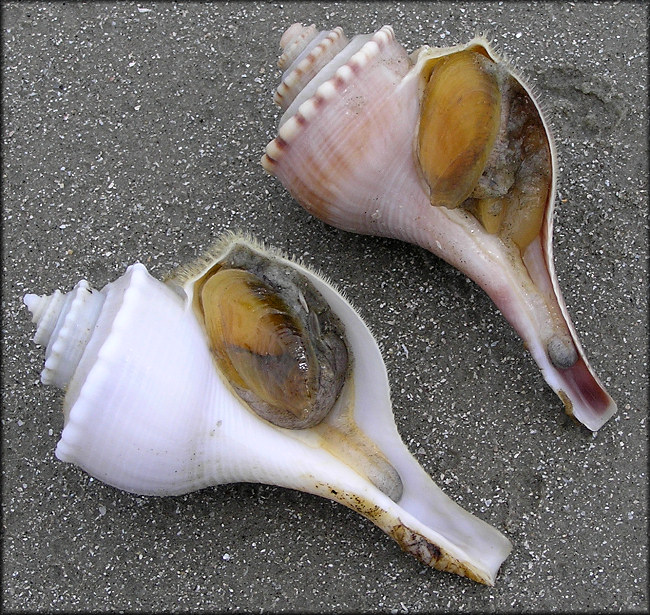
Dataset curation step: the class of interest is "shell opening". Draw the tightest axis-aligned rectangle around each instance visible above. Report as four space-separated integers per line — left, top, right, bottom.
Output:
188 240 404 501
193 244 350 430
417 47 553 254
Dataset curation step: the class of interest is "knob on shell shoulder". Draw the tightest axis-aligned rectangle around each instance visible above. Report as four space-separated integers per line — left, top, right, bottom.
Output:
262 24 617 431
24 234 512 585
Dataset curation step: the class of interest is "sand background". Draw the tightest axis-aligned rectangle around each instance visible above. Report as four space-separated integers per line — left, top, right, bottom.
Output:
2 2 647 612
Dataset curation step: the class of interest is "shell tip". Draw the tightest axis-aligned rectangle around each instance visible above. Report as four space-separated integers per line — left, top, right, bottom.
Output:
23 289 66 346
24 292 44 317
279 22 308 50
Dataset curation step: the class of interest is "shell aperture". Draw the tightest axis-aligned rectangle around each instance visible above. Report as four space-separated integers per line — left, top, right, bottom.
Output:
418 46 553 254
193 243 348 429
24 235 512 585
262 24 617 431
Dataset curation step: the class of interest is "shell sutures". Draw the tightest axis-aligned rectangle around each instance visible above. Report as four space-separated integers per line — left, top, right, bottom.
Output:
262 24 617 432
24 234 512 585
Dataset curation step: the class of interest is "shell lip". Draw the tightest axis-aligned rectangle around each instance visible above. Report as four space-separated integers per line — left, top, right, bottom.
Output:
294 262 513 584
411 36 616 428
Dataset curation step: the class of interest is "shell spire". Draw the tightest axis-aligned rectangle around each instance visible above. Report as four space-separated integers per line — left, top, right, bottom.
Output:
25 280 105 389
277 23 318 70
274 25 349 110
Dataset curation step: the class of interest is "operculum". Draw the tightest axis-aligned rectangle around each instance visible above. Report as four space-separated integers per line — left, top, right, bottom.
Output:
416 44 553 255
177 239 404 501
191 243 349 430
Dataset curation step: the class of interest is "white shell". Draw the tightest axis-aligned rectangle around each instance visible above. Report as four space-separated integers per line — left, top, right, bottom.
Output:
262 24 617 431
25 235 511 585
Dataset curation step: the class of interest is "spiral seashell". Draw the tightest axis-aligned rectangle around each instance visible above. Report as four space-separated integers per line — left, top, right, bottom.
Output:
262 24 617 431
24 234 512 585
275 24 349 109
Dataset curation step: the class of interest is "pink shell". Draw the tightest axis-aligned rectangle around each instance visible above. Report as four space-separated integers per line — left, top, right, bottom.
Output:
274 26 349 110
277 23 318 71
263 25 617 431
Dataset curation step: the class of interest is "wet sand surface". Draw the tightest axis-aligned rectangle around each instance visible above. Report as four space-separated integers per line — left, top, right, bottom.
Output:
2 2 647 612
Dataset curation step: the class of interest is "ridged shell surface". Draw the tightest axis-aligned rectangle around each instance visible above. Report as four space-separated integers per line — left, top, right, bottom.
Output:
262 25 617 431
24 236 512 585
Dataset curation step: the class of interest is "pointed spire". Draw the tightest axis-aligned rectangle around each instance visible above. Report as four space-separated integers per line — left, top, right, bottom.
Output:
24 280 105 389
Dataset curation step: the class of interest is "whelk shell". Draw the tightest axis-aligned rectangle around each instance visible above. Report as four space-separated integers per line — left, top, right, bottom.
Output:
24 234 512 585
262 24 617 431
